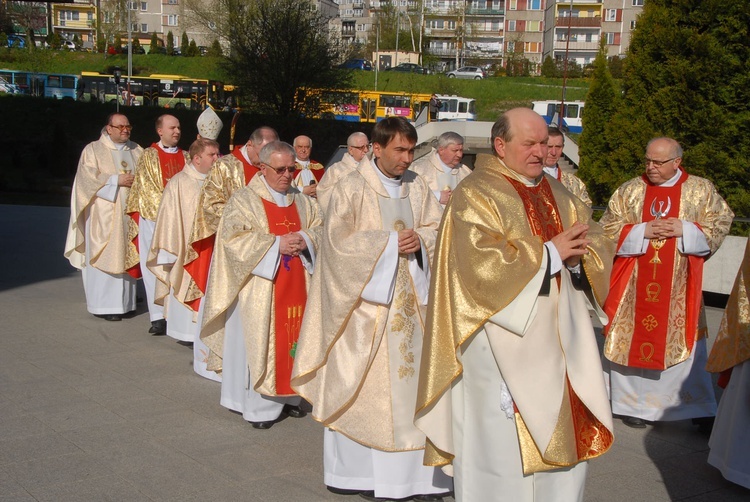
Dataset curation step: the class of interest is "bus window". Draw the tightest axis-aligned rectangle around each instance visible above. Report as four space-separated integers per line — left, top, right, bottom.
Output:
565 104 579 119
459 101 467 113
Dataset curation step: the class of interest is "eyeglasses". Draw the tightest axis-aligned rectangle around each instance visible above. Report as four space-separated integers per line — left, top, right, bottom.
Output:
349 144 369 151
109 124 133 131
644 157 677 168
262 163 296 175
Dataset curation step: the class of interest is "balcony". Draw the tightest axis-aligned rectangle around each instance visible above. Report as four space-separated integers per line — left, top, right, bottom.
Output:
466 7 504 16
555 17 601 28
553 41 599 51
424 28 458 37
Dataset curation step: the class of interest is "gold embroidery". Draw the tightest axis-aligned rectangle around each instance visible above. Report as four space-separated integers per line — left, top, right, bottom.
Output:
639 342 655 362
645 282 661 302
391 258 416 380
642 314 658 332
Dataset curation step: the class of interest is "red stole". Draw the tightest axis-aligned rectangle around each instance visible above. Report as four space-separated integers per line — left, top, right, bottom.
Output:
603 172 704 370
152 143 186 187
126 211 142 279
507 175 613 462
294 162 325 184
232 148 260 184
262 198 307 395
183 234 214 312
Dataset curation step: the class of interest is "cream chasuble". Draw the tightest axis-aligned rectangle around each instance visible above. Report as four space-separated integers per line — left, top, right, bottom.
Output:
201 175 322 396
292 160 443 451
316 153 360 212
410 150 472 206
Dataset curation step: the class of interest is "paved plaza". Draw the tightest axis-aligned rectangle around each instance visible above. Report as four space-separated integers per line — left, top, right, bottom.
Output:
0 204 748 501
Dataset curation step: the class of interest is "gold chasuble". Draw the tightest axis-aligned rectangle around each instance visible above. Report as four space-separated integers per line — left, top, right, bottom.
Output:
415 154 614 474
124 146 188 277
200 175 322 395
184 150 259 310
262 199 307 395
600 172 733 370
707 238 750 385
546 167 592 207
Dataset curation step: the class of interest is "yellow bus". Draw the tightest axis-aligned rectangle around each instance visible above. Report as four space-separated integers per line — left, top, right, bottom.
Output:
298 89 433 123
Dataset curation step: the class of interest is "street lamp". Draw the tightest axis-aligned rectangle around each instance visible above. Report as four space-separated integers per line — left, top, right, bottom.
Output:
113 66 121 112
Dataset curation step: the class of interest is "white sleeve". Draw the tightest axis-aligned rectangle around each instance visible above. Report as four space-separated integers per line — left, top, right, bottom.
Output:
361 232 399 305
617 222 649 256
409 243 431 305
678 221 711 256
252 236 281 280
488 247 547 336
543 241 562 275
297 231 316 274
96 174 120 202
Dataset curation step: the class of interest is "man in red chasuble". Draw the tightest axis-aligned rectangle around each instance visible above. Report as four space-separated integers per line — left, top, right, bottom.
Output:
126 114 189 335
182 126 279 313
600 137 733 429
415 108 614 502
201 141 322 430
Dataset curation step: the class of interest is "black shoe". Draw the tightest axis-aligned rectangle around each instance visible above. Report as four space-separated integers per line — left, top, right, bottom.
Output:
149 319 166 335
95 314 122 321
136 295 144 304
327 486 366 495
359 492 392 502
692 416 715 434
284 404 307 418
250 421 274 430
413 495 448 502
622 416 647 428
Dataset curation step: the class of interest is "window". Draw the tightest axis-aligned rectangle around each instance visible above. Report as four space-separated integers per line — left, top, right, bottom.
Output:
527 20 541 32
131 22 138 31
630 20 637 30
605 32 615 44
632 0 643 5
356 23 368 31
141 23 148 32
524 42 541 53
103 12 114 23
129 1 137 10
606 9 616 21
447 20 456 29
88 12 93 21
353 8 363 16
62 10 80 21
506 41 514 52
508 0 516 10
168 0 178 4
167 14 178 26
141 1 147 10
527 0 541 10
507 20 515 31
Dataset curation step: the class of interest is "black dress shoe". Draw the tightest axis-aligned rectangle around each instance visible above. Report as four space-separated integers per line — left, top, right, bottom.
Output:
284 404 307 418
692 416 715 434
95 314 122 321
622 416 647 428
413 495 448 501
149 319 167 335
359 492 392 502
250 421 274 430
326 486 365 495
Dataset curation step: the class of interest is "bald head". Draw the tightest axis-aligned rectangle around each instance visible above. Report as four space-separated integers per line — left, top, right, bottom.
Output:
492 108 549 179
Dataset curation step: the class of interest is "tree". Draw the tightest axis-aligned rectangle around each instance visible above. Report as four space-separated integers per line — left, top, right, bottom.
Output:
190 0 350 116
46 32 62 50
149 32 159 54
577 40 620 205
98 0 138 48
8 2 46 49
132 37 142 53
591 0 750 219
207 38 223 57
540 55 557 78
0 1 13 36
187 39 199 57
113 33 123 52
180 31 189 55
166 30 174 55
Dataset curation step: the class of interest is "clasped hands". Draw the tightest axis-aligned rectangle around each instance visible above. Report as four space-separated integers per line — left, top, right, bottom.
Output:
279 232 308 257
551 222 591 268
644 218 683 239
118 173 135 187
398 229 421 255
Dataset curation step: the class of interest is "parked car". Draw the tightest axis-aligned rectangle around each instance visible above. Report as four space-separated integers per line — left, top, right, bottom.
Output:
387 62 430 75
339 58 373 70
445 66 487 80
7 34 26 48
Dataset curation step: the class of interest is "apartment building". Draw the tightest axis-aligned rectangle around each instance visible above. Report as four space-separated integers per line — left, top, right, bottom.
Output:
51 0 96 49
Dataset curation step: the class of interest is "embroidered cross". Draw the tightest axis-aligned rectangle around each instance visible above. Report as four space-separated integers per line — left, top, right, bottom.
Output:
275 217 297 233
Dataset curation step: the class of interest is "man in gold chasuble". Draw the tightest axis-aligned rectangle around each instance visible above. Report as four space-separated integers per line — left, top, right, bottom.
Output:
415 108 615 502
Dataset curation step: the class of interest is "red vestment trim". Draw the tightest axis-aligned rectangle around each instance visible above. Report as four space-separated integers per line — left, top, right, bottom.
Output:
127 211 142 279
152 143 186 187
183 234 215 312
232 148 260 184
262 199 307 395
505 176 563 240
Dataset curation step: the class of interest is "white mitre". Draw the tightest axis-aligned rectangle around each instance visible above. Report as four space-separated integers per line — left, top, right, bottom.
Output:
197 107 223 140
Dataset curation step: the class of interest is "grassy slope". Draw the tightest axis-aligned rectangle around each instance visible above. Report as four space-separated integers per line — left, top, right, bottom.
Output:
0 49 590 121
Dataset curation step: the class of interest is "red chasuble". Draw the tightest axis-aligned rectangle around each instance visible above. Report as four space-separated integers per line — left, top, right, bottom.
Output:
232 147 261 184
603 172 705 370
506 175 613 462
262 198 307 395
153 143 186 187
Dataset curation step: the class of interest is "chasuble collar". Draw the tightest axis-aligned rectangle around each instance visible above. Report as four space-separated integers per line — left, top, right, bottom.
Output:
157 141 180 154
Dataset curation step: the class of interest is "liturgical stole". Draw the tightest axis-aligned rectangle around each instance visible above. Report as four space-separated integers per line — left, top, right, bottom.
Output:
262 199 307 395
152 143 186 187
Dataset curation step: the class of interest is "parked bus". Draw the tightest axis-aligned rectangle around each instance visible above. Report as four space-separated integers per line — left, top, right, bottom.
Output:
299 89 436 123
0 69 81 99
532 100 585 134
435 94 477 121
79 72 228 110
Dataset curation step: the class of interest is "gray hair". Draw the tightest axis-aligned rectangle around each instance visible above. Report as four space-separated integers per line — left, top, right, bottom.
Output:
647 137 683 158
346 131 368 147
436 131 464 149
259 141 296 165
294 135 312 148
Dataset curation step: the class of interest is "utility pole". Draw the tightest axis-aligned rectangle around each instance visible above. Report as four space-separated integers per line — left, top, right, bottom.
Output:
560 0 574 130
